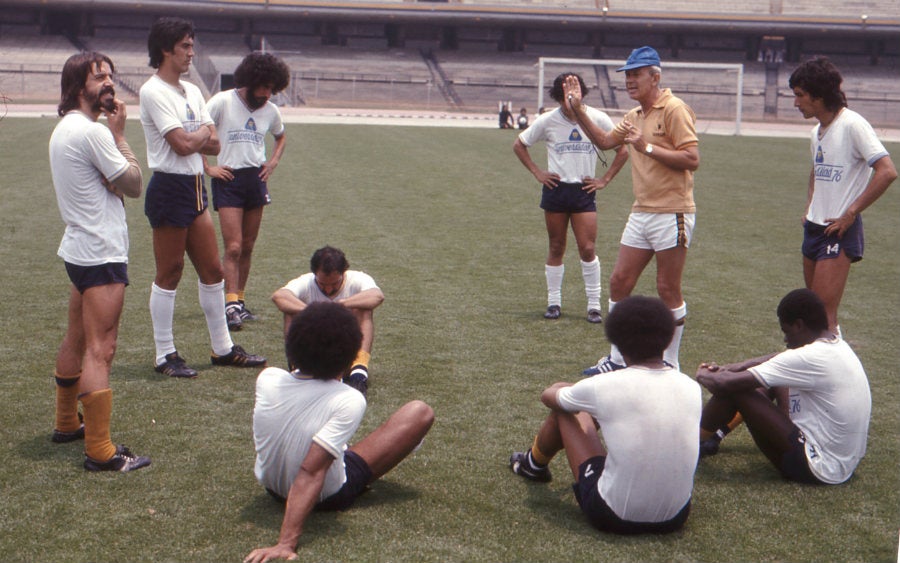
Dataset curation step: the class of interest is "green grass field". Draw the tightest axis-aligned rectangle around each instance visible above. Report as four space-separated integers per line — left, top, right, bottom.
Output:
0 118 897 562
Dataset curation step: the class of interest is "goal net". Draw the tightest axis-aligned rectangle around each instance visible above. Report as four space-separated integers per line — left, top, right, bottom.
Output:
537 57 745 135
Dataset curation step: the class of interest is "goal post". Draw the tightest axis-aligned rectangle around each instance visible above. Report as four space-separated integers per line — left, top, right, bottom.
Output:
537 57 745 135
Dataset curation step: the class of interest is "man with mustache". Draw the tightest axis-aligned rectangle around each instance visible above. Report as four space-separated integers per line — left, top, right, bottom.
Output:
272 246 384 397
204 52 291 331
49 52 150 471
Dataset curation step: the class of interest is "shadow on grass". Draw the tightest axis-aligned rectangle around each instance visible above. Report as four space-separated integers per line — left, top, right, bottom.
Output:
14 433 84 468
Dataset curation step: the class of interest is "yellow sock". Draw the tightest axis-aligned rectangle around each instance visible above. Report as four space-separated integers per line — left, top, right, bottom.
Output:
530 436 553 466
54 371 81 432
352 349 371 369
226 292 240 304
238 290 246 303
727 413 744 431
80 389 116 462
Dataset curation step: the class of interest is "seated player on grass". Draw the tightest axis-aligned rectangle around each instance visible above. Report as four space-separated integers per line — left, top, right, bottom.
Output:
245 302 433 563
696 288 871 485
509 296 701 534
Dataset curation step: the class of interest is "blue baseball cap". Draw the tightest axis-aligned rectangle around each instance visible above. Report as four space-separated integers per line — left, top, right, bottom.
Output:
617 46 661 72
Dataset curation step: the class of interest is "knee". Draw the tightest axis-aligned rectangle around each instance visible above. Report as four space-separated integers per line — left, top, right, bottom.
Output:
223 240 242 261
404 400 435 430
86 339 117 367
156 260 185 288
577 243 596 262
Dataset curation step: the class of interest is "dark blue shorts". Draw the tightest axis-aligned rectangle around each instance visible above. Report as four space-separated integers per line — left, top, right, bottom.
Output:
266 450 374 511
572 455 690 534
145 172 208 228
802 217 863 263
779 428 826 485
540 181 596 214
211 167 271 211
65 262 128 294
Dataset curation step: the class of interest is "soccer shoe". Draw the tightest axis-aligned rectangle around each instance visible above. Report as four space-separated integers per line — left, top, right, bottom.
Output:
544 305 561 319
343 365 369 398
509 451 552 483
52 412 84 443
586 309 603 324
211 345 267 368
225 302 243 331
699 438 722 458
582 355 625 376
84 444 151 473
155 351 198 379
238 303 259 321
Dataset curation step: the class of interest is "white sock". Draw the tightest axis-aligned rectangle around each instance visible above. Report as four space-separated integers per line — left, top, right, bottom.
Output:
150 283 177 365
663 302 687 371
545 264 564 307
607 299 625 366
580 257 601 311
199 280 234 356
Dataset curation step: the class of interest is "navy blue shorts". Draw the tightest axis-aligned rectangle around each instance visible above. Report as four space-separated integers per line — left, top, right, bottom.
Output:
145 172 208 228
540 181 596 213
572 455 690 534
802 217 863 263
211 167 271 211
265 449 374 511
65 262 128 294
778 428 826 485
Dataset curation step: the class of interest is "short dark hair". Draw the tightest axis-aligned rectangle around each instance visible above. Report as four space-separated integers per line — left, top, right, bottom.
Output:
604 296 674 363
286 302 362 379
788 57 847 112
777 289 829 332
310 246 349 275
549 73 588 104
58 52 114 117
234 52 290 93
147 17 194 69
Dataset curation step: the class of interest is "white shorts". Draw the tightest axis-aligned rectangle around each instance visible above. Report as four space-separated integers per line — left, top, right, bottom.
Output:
620 212 695 251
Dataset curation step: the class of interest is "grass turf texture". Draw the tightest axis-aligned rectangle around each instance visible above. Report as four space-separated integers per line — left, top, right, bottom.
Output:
0 118 897 562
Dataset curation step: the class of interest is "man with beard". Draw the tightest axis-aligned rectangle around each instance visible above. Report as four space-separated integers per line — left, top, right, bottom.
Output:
204 52 290 331
49 52 150 471
272 246 384 397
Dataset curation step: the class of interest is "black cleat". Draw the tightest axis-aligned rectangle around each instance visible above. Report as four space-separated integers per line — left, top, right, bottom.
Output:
509 451 552 483
544 305 561 320
211 345 267 368
582 355 625 376
84 444 151 473
343 365 369 398
225 302 243 331
155 351 198 378
238 302 259 321
586 309 603 324
52 412 84 443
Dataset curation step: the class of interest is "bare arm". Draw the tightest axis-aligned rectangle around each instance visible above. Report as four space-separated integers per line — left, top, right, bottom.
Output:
271 288 307 316
695 365 763 396
336 287 384 311
200 123 220 156
260 132 287 182
163 124 213 156
583 143 629 194
824 154 897 237
562 76 620 151
622 120 700 171
540 382 573 412
243 443 334 563
513 138 560 188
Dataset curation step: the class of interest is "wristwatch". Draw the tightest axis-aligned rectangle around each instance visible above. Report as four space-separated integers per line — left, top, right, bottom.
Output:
644 143 654 155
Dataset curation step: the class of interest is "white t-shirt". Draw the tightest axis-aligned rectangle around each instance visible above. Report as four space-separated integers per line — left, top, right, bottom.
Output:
139 74 214 175
805 108 890 225
517 106 615 183
252 367 367 500
206 89 285 169
282 270 379 303
749 337 871 484
49 111 130 266
556 366 701 523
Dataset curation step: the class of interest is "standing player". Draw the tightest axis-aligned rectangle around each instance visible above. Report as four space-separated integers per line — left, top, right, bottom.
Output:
788 57 897 336
508 296 700 534
564 46 700 373
140 17 265 378
271 246 383 395
205 52 290 331
514 73 627 322
49 52 150 471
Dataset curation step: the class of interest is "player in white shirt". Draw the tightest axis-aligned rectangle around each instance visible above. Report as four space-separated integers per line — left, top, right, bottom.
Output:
272 246 384 396
246 302 433 563
788 57 897 335
49 52 149 472
696 289 871 485
509 296 701 534
204 52 290 330
140 17 265 378
514 73 627 323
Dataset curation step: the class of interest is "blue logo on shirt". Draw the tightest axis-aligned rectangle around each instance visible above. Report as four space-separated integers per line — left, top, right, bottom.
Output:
568 129 583 141
245 118 257 132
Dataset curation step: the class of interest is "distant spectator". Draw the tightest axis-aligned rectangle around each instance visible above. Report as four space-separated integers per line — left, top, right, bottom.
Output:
499 103 514 129
517 107 529 129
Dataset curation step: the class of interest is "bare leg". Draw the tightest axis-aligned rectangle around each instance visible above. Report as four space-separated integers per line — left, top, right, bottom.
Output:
804 253 851 334
349 401 434 480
